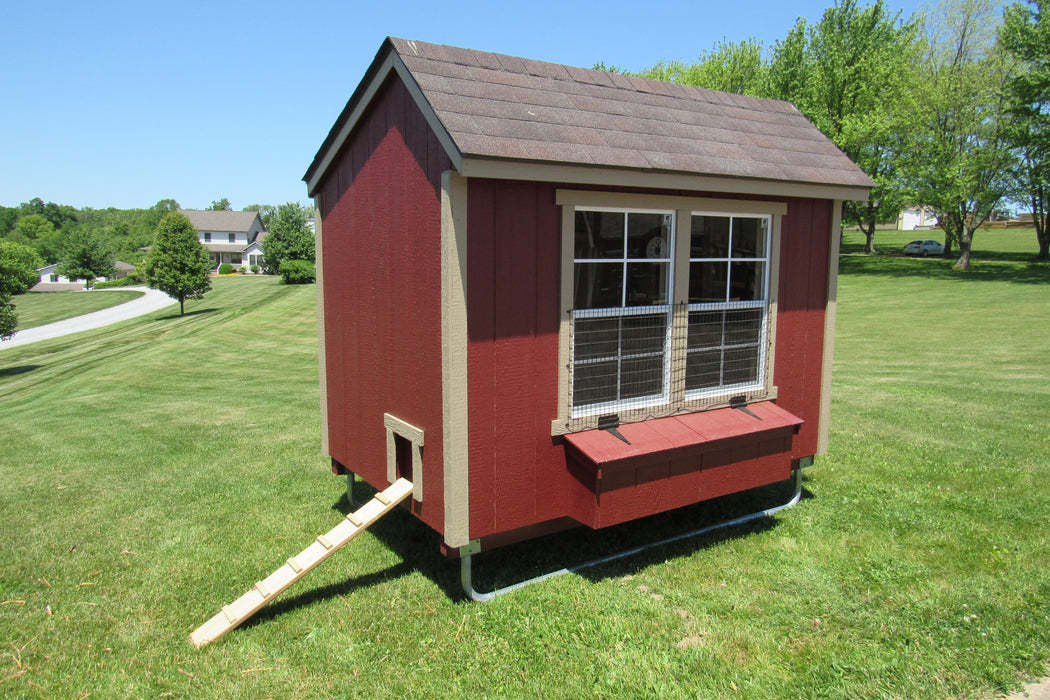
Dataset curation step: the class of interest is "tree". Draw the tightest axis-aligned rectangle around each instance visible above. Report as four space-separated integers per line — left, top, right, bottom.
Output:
242 203 277 228
143 212 212 315
262 202 314 275
11 214 54 247
0 240 43 340
903 0 1016 269
208 198 232 211
0 239 44 294
58 225 116 288
1000 0 1050 260
767 0 920 253
638 39 768 95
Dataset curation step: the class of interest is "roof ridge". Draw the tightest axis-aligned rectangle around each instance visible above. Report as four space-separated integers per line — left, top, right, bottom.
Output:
389 37 798 116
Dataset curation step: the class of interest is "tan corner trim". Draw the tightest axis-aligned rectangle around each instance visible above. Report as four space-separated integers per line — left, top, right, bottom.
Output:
315 203 330 458
383 413 425 501
441 171 470 548
817 200 843 456
467 159 870 202
555 204 574 428
305 52 464 196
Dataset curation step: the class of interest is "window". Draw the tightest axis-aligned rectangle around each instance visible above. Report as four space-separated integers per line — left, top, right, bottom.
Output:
555 191 785 434
203 232 211 242
228 233 236 243
231 253 242 265
572 210 673 414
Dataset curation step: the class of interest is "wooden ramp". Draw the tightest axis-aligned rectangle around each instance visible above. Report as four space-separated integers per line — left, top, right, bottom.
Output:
190 478 413 648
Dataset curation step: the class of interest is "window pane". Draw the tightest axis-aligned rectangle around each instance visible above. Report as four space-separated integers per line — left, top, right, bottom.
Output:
729 261 764 301
724 308 762 346
574 316 620 361
732 218 767 258
574 262 622 309
686 349 723 391
574 360 618 406
622 313 666 357
626 212 671 259
689 261 727 303
575 211 624 259
621 356 664 399
690 215 730 258
625 262 669 305
723 346 760 385
688 309 724 349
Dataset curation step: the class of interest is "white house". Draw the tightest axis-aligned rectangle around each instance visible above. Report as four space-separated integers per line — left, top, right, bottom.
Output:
179 210 267 271
33 261 135 291
899 207 938 231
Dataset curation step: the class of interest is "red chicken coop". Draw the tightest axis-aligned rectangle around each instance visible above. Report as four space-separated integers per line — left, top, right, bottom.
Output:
303 36 873 586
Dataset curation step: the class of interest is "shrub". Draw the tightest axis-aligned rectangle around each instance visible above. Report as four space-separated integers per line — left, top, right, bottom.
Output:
93 276 140 289
279 259 315 284
238 266 247 274
250 264 260 274
217 262 235 275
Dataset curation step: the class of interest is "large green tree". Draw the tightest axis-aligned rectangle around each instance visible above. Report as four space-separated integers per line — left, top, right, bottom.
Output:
903 0 1015 269
208 198 232 211
58 226 115 288
144 212 212 315
638 39 768 95
262 202 314 275
768 0 920 253
1000 0 1050 260
0 240 44 340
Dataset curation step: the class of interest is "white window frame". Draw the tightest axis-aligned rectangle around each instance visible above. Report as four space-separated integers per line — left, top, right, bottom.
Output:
553 191 785 436
571 206 675 417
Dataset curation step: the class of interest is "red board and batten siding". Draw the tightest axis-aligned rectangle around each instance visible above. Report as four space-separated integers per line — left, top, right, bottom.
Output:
465 182 834 543
316 74 451 538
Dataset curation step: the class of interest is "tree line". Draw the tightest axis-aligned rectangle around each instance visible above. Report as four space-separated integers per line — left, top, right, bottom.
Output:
605 0 1049 268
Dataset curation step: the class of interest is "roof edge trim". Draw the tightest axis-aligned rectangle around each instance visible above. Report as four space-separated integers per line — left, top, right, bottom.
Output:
459 158 872 202
304 39 464 196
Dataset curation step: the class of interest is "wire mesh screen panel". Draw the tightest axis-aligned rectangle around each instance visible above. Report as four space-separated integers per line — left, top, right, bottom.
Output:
685 303 766 394
572 308 670 412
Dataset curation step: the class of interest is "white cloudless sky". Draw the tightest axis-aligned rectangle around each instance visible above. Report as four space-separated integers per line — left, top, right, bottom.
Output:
1 0 923 211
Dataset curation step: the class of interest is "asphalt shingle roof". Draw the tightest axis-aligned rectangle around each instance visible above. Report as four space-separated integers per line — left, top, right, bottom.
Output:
306 38 874 192
179 210 261 234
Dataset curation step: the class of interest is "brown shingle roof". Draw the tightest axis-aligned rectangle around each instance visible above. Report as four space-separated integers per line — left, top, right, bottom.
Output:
179 210 261 234
305 38 874 193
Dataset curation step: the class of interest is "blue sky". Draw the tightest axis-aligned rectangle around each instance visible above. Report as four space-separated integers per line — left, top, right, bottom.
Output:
1 0 922 211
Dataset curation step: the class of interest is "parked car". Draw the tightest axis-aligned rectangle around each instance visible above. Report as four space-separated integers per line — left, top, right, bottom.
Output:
903 239 944 257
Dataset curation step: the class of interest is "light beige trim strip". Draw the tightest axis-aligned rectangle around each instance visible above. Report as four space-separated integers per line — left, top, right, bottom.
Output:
470 159 871 202
556 190 788 216
384 413 426 501
441 171 470 548
315 203 330 459
817 200 843 456
305 52 464 196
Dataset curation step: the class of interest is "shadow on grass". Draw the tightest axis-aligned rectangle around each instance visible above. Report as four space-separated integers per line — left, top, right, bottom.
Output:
285 474 815 604
0 364 42 378
839 253 1050 285
157 308 219 321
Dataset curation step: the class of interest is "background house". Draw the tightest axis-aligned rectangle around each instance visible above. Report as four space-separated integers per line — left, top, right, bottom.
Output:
32 260 135 291
179 210 266 270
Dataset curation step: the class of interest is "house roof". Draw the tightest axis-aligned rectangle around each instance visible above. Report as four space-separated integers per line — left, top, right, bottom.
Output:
203 243 249 254
305 37 874 198
179 210 262 234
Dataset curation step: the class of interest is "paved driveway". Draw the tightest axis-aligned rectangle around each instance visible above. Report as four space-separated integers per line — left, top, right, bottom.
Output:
0 287 177 351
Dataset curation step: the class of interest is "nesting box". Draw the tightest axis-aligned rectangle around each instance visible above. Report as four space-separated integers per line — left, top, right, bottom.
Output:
303 38 873 557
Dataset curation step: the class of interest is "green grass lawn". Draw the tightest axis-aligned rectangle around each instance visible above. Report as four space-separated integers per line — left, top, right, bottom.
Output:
12 289 144 330
1 263 1048 698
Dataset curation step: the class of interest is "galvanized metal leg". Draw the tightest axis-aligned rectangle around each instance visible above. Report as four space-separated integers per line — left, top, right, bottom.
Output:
346 471 359 509
460 467 805 602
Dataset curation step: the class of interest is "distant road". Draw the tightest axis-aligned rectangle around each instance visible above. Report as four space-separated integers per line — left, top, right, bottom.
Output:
0 287 177 351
